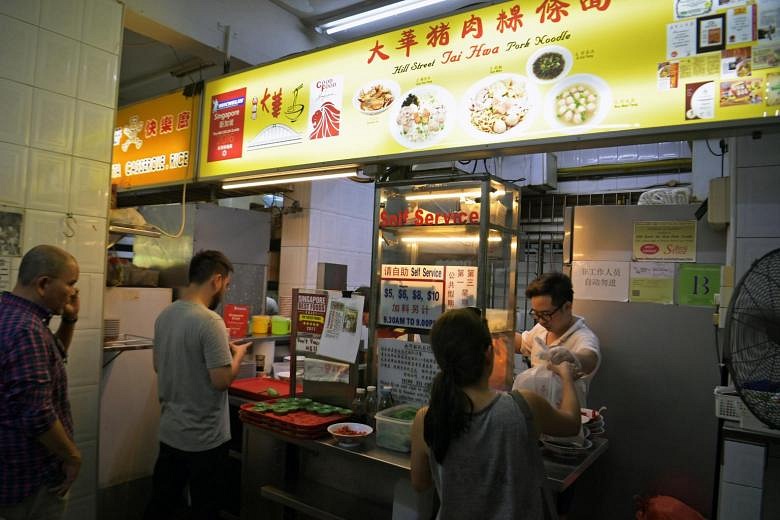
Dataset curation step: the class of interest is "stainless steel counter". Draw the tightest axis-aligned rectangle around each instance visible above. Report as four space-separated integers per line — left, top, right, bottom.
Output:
241 334 291 342
240 421 608 520
103 335 153 353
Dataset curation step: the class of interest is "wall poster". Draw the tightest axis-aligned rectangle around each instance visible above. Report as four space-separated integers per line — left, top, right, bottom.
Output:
633 220 697 262
0 209 22 257
295 291 328 354
677 263 722 306
630 262 676 304
377 338 437 406
572 261 631 302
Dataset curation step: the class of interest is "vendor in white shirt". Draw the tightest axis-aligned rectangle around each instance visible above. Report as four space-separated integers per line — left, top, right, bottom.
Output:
513 272 601 403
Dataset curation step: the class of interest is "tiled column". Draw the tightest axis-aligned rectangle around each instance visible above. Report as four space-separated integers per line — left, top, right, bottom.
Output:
278 178 374 302
0 1 123 519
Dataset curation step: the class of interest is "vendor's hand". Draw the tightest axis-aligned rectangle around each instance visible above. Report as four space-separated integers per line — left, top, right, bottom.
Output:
547 360 578 381
548 346 578 366
230 341 252 358
62 288 80 322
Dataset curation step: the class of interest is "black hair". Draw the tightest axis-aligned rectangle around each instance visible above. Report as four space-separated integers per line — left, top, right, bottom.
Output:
424 308 492 464
18 245 75 285
525 272 574 307
188 250 233 285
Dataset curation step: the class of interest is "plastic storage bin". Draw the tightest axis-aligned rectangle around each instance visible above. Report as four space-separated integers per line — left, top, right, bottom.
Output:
375 404 419 453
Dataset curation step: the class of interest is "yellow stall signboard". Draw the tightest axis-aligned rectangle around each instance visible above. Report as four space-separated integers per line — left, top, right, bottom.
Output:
112 91 199 189
199 0 780 179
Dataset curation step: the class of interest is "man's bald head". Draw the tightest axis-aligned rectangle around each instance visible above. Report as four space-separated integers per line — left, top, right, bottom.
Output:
18 245 77 286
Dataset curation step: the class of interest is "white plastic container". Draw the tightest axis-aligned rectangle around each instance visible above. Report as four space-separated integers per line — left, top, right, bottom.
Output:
375 404 419 453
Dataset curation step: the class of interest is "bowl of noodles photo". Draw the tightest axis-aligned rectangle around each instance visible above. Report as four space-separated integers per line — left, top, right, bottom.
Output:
352 80 400 115
544 74 611 132
390 84 454 149
526 45 573 84
462 73 539 139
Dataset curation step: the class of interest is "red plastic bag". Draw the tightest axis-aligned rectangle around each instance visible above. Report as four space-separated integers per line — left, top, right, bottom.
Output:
634 495 705 520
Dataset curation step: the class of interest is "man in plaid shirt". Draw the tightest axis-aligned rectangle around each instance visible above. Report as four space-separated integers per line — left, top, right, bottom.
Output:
0 245 81 520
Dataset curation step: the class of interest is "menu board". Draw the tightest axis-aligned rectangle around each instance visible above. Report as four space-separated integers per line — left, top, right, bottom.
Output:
112 90 198 189
377 339 438 406
379 264 445 329
198 0 780 179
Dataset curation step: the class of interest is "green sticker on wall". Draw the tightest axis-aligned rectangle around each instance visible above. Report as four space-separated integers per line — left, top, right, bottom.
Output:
677 264 722 307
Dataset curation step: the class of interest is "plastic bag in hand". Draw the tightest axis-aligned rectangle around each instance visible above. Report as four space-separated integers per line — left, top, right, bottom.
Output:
512 365 586 446
512 365 562 406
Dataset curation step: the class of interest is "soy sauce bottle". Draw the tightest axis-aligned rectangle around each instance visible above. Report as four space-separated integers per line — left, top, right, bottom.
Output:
350 387 367 424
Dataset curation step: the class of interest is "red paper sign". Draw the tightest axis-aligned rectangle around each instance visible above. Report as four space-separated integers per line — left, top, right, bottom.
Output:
224 304 250 339
207 88 246 162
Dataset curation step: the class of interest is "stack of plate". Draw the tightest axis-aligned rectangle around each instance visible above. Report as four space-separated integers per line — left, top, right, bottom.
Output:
104 319 120 342
581 408 606 437
541 438 593 457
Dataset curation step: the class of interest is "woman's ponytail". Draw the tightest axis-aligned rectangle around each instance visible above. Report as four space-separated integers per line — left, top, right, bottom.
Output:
423 308 492 463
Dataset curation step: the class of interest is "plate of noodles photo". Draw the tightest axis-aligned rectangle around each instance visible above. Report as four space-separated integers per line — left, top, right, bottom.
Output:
462 73 540 139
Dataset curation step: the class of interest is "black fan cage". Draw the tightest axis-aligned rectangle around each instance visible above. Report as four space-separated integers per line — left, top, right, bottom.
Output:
725 248 780 430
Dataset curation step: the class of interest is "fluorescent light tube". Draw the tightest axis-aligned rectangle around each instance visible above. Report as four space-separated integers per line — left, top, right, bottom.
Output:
319 0 448 35
400 236 502 244
405 190 506 201
223 170 357 189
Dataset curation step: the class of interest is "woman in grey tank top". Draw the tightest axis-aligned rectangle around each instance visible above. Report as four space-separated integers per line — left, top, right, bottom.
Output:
410 308 581 520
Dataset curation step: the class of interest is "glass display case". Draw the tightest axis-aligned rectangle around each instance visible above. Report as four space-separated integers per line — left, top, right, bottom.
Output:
369 173 520 392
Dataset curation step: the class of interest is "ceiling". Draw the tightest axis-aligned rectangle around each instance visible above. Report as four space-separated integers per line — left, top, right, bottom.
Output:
118 0 485 106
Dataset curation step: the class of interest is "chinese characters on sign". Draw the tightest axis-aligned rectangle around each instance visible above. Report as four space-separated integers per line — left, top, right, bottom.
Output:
379 264 480 328
111 90 196 189
379 264 445 329
572 261 630 301
367 0 612 63
378 339 438 406
445 266 478 309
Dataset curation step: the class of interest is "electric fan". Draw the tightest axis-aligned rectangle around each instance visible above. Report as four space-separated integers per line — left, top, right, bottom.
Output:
724 248 780 430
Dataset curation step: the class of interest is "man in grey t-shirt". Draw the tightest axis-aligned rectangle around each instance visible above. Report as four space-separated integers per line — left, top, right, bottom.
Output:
144 250 251 520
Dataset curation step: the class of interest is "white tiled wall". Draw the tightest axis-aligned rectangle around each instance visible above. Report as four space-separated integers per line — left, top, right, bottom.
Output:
0 78 33 145
0 2 123 518
0 14 38 84
734 135 780 281
0 141 29 206
279 178 374 299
